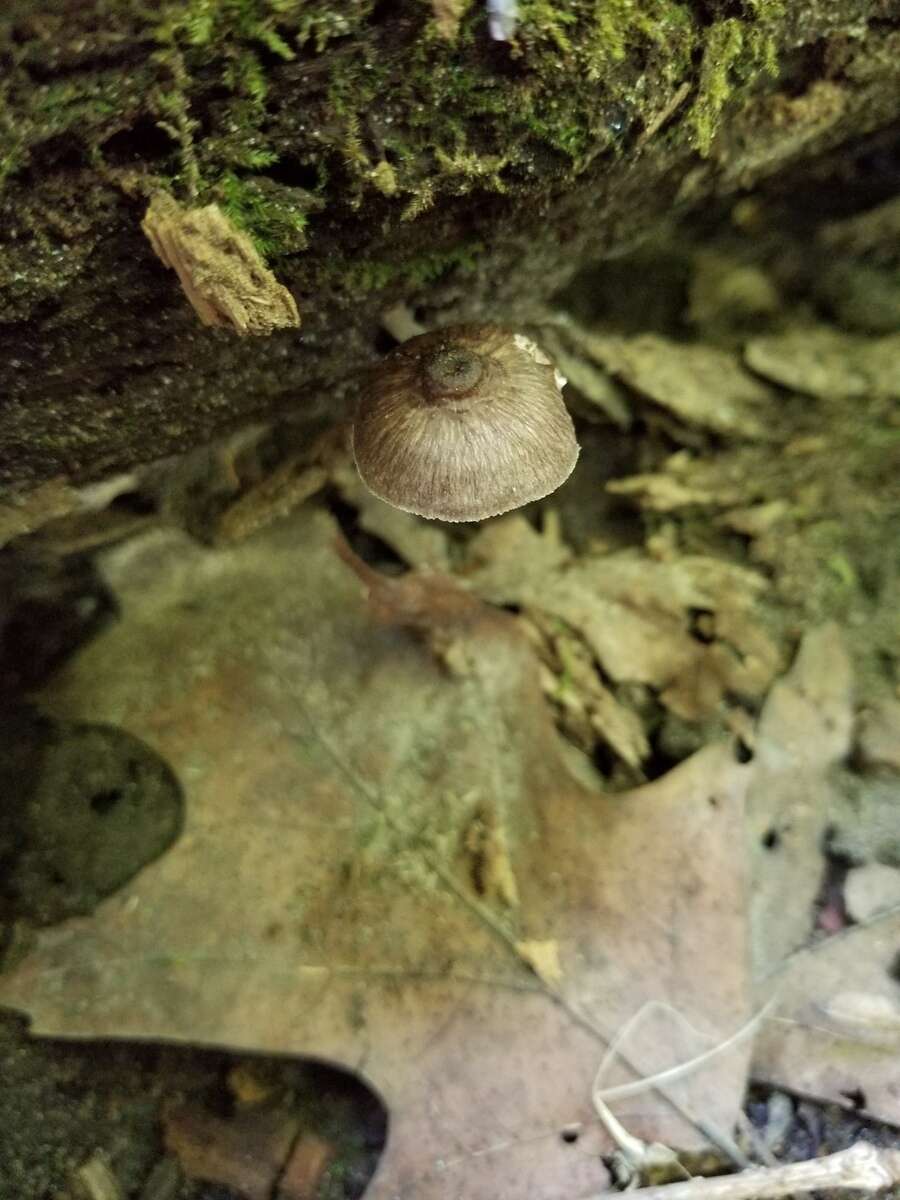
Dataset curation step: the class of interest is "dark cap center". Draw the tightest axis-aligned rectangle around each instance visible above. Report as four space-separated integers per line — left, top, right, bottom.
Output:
422 346 485 400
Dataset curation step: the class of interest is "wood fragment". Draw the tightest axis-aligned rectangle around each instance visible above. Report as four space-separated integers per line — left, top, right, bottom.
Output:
142 194 300 335
216 462 327 541
162 1100 300 1200
277 1132 336 1200
70 1154 122 1200
431 0 470 39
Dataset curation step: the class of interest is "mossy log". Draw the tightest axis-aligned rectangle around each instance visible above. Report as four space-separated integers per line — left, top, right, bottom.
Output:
1 0 898 498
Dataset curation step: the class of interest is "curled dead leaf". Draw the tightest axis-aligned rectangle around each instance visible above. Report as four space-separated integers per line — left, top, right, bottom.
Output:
571 333 773 438
745 327 900 400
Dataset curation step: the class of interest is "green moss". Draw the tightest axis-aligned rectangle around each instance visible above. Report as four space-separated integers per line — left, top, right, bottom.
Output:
0 59 156 187
343 259 398 294
514 1 578 54
156 0 300 55
513 0 696 69
341 240 486 296
405 240 486 284
151 3 310 234
691 19 746 155
689 4 784 155
217 172 313 255
0 0 783 270
0 85 27 186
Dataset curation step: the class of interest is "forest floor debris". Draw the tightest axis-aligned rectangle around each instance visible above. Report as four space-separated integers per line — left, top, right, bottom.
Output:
0 512 755 1199
1 198 899 1198
586 1142 900 1200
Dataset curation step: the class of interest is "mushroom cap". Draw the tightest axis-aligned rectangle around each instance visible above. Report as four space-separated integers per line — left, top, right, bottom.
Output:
351 324 580 522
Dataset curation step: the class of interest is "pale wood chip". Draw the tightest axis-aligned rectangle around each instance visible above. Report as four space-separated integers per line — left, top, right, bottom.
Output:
142 193 300 335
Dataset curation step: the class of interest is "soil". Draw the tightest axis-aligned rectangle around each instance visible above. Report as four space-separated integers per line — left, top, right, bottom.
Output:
0 1009 386 1200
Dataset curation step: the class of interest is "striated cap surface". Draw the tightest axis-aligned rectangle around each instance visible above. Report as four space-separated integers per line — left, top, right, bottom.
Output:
352 324 579 522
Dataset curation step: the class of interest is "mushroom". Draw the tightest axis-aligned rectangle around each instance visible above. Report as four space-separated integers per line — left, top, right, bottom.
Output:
351 324 580 522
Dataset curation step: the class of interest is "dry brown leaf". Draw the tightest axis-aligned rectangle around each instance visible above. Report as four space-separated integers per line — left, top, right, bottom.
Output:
0 510 753 1200
587 686 650 769
718 501 790 538
577 333 772 438
753 914 900 1125
607 450 750 514
745 327 900 399
465 516 778 720
661 600 782 722
467 518 697 686
607 472 726 512
537 327 632 428
747 623 854 979
525 609 650 769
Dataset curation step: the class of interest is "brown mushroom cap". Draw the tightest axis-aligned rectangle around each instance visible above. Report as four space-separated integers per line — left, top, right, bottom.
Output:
351 324 580 522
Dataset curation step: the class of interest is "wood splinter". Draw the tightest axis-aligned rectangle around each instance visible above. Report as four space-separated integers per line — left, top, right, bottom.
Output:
142 193 300 336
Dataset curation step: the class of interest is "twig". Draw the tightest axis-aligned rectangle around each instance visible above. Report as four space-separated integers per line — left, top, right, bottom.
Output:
592 998 775 1104
637 82 692 147
581 1142 900 1200
593 1095 688 1189
733 1109 777 1169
